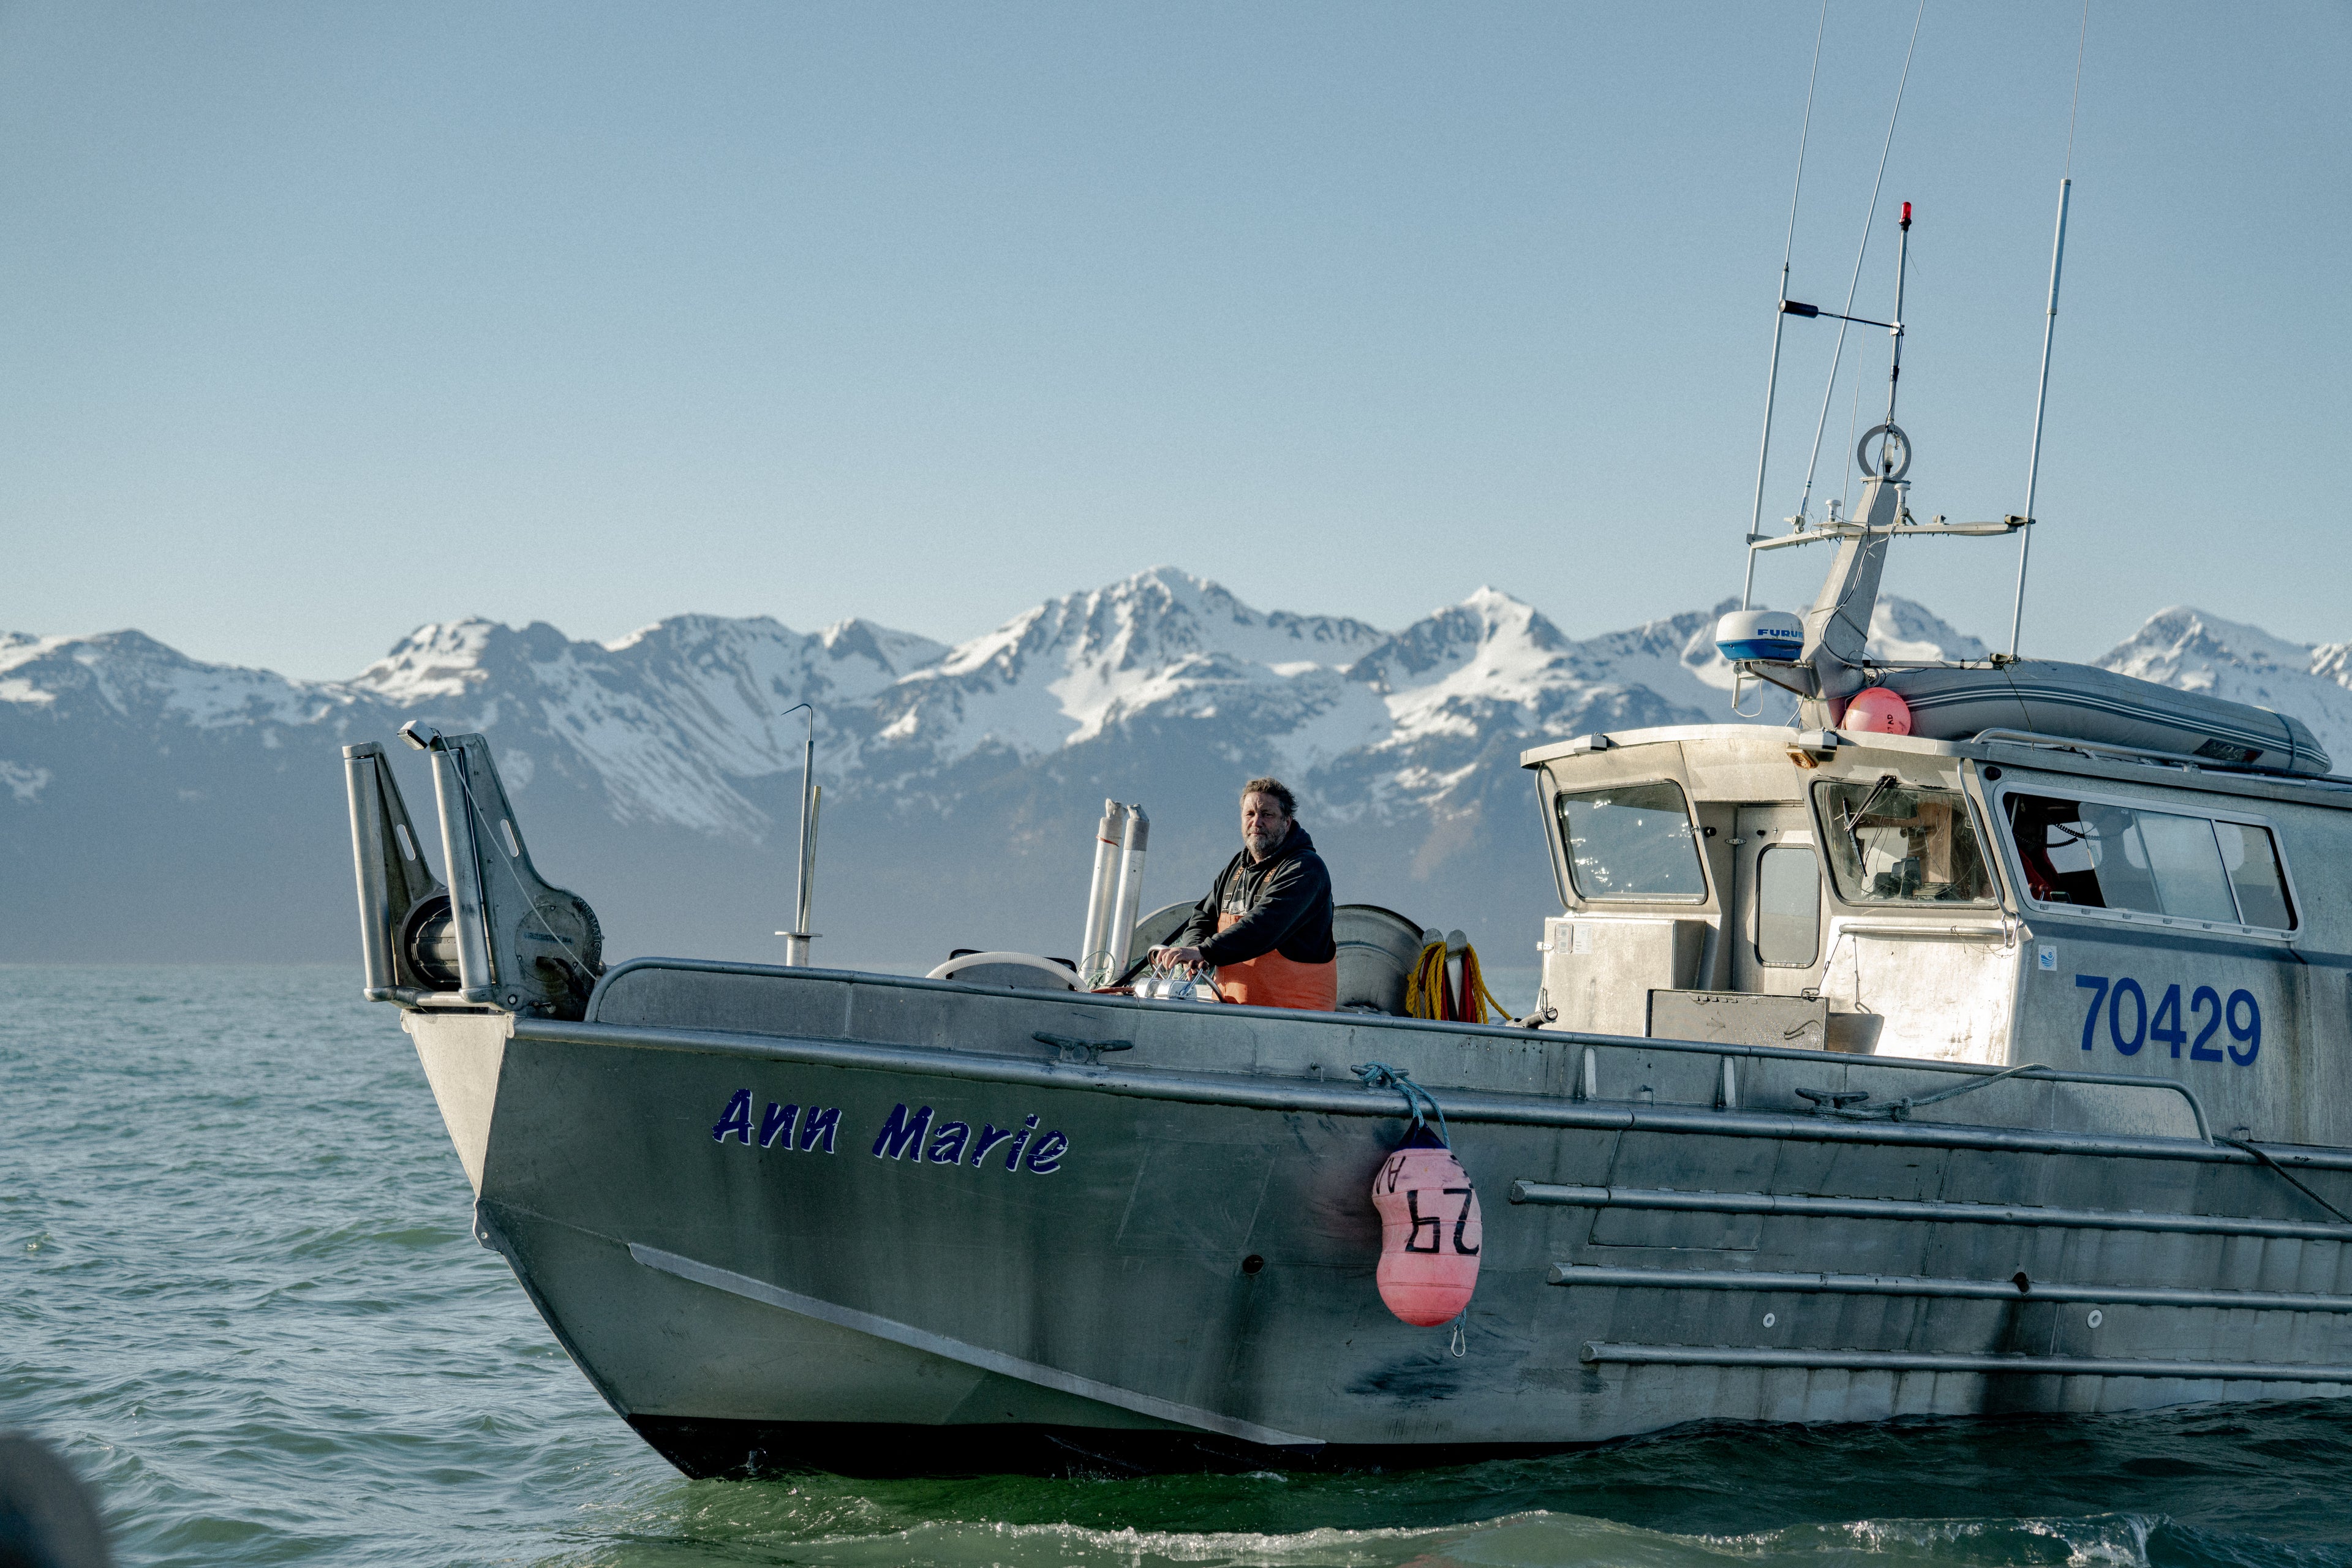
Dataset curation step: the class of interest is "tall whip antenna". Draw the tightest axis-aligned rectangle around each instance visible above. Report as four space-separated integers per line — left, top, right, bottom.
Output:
1739 0 1830 611
1793 0 1926 526
777 701 823 965
2008 0 2090 658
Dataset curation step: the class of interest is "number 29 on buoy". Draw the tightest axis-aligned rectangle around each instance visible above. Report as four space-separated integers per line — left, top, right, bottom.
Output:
1369 1136 1482 1327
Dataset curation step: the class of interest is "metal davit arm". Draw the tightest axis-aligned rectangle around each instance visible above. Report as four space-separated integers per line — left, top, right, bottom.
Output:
341 740 450 1004
399 723 605 1019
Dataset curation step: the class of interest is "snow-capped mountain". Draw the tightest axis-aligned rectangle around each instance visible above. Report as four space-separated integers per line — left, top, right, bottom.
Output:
2094 607 2352 763
2 570 2340 967
346 614 948 835
873 570 1388 765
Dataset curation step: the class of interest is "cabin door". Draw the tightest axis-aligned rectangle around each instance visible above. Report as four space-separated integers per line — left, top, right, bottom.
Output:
1730 805 1827 997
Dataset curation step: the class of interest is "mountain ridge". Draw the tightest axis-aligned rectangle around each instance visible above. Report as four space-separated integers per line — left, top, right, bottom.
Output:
4 570 2345 965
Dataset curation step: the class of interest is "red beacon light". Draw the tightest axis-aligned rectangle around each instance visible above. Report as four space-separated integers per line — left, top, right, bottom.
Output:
1901 201 1913 228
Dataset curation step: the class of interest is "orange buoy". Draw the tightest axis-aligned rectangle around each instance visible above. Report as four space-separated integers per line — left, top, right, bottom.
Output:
1842 686 1913 735
1369 1126 1482 1326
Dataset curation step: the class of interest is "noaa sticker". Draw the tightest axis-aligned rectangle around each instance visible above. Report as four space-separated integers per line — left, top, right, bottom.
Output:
2038 945 2058 971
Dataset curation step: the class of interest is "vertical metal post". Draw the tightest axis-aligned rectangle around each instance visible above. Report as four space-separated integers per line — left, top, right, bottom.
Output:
426 744 494 997
1742 0 1827 609
344 748 397 996
1742 310 1789 611
1079 800 1131 987
1102 805 1150 981
2010 176 2072 658
1882 203 1911 441
778 705 822 965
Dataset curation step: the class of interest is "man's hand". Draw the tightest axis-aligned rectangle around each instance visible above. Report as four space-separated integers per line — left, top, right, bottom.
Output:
1148 945 1205 969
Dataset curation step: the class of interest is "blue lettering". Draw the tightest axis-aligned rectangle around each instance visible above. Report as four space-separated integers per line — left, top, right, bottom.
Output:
2150 985 2186 1057
2190 986 2225 1061
971 1123 1018 1167
2109 978 2147 1056
2075 974 2258 1069
927 1121 970 1164
759 1102 799 1150
711 1089 755 1145
1023 1130 1068 1175
799 1106 840 1154
2227 990 2261 1066
872 1103 933 1160
1003 1113 1039 1172
2075 976 2109 1052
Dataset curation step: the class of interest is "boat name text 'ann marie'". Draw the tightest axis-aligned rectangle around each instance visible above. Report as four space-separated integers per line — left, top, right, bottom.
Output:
708 1091 1070 1175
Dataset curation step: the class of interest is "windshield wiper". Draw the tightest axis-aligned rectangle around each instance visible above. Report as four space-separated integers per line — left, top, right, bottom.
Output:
1842 774 1899 873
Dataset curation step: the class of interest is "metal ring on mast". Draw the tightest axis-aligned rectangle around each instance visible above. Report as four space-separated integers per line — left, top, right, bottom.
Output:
1856 423 1910 481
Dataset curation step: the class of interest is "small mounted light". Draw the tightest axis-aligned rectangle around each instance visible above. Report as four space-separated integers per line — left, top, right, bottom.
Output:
1901 200 1913 228
1787 729 1841 771
1780 299 1820 317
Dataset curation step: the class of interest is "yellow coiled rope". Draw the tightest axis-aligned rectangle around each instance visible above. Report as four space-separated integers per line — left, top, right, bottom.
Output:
1405 940 1511 1025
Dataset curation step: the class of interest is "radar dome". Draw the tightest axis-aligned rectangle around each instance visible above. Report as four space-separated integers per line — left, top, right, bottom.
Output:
1715 609 1804 664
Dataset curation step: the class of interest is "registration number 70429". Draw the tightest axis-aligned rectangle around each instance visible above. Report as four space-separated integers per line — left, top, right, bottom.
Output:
2073 974 2259 1066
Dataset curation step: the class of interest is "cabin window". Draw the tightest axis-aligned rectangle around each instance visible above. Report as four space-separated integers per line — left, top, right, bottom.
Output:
2215 820 2295 930
1555 781 1708 902
2002 792 2296 930
1755 845 1821 966
1814 778 1997 905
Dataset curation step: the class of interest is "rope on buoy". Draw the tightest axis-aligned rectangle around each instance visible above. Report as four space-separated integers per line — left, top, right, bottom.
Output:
1350 1061 1447 1147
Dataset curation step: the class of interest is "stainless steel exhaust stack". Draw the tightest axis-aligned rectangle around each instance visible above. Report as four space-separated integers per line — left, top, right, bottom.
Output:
1078 799 1131 987
1102 805 1150 982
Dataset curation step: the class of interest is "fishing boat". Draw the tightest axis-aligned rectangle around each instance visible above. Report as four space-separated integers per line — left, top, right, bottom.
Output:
339 153 2352 1482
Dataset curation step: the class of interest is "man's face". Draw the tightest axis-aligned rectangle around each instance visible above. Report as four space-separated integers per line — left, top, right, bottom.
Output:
1242 793 1291 859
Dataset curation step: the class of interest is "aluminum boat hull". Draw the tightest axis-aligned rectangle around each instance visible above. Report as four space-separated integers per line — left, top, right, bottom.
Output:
410 959 2352 1478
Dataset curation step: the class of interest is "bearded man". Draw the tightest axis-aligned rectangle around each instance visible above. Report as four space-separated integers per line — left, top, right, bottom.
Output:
1150 776 1338 1010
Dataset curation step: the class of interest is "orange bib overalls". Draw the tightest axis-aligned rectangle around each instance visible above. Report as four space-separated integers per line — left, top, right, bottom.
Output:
1214 911 1338 1010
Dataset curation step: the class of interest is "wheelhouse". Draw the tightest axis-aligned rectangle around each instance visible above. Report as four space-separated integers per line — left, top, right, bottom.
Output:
1522 723 2352 1144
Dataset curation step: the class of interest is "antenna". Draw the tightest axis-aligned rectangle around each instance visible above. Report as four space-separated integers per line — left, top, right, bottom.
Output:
1882 202 1911 445
2010 183 2074 658
1740 0 1831 613
2013 1 2090 658
1790 0 1924 527
775 702 822 965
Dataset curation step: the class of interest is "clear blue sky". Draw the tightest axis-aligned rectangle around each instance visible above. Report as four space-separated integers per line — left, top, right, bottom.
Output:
4 1 2345 679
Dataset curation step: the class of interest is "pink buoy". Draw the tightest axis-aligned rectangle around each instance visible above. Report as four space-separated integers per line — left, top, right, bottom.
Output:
1369 1135 1482 1327
1842 686 1913 736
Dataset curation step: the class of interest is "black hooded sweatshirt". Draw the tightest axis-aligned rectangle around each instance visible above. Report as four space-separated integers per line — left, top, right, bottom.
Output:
1170 824 1337 968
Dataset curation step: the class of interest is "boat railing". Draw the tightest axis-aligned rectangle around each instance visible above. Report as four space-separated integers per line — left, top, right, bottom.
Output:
585 957 2214 1143
1553 1029 2212 1144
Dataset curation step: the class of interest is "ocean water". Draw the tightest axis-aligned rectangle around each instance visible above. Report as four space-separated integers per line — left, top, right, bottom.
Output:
5 963 2350 1567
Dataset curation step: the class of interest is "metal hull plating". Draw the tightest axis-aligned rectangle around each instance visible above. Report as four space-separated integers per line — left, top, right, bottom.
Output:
413 960 2352 1477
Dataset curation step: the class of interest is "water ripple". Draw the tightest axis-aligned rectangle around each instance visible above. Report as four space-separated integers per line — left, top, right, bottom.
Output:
4 965 2350 1567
